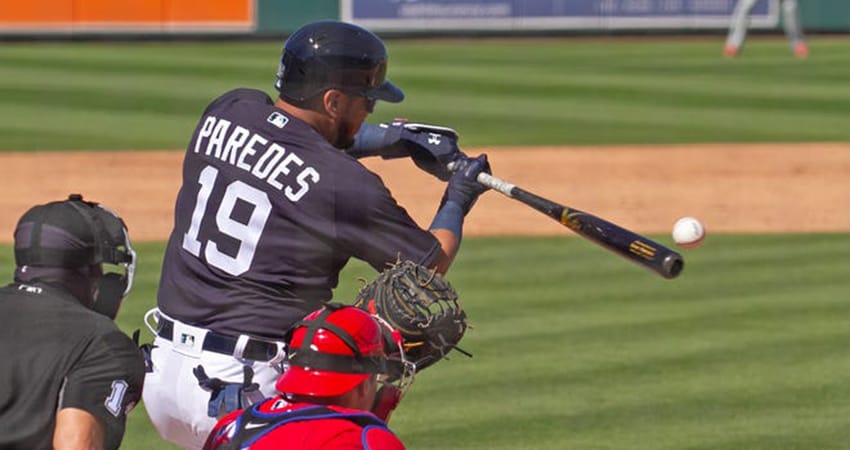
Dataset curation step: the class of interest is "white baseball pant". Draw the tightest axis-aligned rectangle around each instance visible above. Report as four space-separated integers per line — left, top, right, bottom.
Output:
142 309 285 450
726 0 805 50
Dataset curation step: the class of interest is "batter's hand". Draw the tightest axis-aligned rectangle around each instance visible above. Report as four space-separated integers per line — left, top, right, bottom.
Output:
442 154 491 214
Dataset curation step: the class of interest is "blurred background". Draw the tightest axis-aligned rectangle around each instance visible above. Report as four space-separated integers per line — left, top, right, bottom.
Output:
2 0 850 37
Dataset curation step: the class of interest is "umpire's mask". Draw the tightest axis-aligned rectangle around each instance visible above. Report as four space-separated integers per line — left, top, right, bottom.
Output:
13 194 137 319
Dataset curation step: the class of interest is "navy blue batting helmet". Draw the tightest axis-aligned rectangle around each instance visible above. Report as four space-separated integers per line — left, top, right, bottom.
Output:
275 21 404 104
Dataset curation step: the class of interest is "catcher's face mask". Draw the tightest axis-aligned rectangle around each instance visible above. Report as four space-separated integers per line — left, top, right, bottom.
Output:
373 314 416 392
371 314 416 422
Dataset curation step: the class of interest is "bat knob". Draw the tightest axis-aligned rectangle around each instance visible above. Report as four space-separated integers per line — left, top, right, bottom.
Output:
661 253 685 279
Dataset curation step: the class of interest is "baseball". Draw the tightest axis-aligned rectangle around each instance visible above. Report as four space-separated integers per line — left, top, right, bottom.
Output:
672 217 705 249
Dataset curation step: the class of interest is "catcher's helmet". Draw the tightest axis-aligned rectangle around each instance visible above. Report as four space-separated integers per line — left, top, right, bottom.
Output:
277 304 389 398
274 20 404 104
14 194 136 318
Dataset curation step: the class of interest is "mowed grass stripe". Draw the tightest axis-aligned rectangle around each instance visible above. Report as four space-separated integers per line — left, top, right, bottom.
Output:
0 43 275 74
2 37 850 150
399 69 850 114
0 85 208 115
0 104 192 150
0 65 254 99
395 91 848 144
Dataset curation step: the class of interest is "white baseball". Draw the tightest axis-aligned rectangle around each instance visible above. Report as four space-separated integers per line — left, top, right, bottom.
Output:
672 217 705 249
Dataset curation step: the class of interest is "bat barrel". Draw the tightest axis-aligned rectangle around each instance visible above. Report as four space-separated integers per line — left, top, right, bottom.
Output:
662 253 684 279
447 157 685 280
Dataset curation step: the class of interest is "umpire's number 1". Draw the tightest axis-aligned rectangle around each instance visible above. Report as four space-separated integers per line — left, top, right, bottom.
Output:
182 165 271 276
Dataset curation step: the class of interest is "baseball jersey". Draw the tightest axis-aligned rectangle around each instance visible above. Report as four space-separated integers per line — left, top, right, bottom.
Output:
0 282 145 449
204 399 405 450
158 88 440 339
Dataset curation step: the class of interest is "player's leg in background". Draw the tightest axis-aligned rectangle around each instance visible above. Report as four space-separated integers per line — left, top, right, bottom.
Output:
781 0 809 58
724 0 759 57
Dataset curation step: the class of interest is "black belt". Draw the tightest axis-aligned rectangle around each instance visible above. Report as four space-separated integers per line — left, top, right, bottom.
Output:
157 317 279 362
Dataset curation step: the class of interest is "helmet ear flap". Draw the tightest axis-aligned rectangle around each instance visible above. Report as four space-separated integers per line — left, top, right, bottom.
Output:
92 272 126 319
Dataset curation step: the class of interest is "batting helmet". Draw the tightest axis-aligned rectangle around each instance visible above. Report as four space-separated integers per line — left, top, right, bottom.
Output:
274 20 404 104
14 194 136 318
277 304 390 398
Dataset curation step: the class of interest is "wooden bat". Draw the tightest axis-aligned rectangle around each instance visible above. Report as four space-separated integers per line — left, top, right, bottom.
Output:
461 167 684 279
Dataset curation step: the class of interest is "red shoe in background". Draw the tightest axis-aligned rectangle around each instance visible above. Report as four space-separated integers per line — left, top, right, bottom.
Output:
793 42 809 59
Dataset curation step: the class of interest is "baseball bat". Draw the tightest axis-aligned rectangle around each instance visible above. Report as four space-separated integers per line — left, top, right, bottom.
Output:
450 162 684 279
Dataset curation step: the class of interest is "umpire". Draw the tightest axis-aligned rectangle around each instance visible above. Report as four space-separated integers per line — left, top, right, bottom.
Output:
0 194 145 449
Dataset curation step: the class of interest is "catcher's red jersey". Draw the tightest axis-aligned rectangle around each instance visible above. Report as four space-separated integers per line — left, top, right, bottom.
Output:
204 399 405 450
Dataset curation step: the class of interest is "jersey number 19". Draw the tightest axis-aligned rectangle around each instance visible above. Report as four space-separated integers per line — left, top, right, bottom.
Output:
182 165 271 276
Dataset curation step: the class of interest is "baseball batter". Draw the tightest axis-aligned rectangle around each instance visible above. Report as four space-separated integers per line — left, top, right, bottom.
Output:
725 0 808 58
143 20 490 449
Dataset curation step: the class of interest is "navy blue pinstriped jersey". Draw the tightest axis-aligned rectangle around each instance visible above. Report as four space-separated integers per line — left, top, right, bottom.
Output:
157 89 440 339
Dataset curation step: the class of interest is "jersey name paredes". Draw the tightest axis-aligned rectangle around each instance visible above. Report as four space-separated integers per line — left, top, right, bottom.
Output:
193 114 319 202
159 88 440 338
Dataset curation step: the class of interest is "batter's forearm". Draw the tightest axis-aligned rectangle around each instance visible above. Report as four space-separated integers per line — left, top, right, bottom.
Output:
429 229 459 274
347 123 387 158
347 123 408 159
428 200 465 273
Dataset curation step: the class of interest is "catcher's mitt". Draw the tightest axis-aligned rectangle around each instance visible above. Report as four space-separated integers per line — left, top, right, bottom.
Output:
354 260 468 372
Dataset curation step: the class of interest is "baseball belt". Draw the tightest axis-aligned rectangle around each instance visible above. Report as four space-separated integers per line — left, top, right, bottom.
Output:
156 317 279 362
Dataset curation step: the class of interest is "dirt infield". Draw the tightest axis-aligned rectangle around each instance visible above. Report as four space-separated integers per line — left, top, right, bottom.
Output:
1 143 848 243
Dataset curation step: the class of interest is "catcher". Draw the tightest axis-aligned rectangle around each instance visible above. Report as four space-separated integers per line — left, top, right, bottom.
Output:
202 261 467 449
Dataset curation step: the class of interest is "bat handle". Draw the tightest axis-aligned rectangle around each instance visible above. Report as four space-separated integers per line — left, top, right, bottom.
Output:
446 160 515 196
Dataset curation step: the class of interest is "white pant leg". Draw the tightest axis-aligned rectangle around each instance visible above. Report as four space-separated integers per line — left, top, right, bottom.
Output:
143 336 282 450
726 0 759 49
781 0 805 47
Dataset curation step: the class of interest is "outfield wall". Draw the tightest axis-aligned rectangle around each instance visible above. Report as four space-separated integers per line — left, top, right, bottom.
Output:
1 0 848 36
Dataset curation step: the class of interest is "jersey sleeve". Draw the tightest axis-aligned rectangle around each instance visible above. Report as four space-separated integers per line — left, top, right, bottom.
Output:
59 326 145 449
335 168 441 271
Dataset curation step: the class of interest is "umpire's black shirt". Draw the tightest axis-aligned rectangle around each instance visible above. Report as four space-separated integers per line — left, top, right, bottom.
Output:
0 281 145 449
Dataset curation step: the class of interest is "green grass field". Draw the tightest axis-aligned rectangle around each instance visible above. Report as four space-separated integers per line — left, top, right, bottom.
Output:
4 234 850 449
1 36 849 449
1 36 849 150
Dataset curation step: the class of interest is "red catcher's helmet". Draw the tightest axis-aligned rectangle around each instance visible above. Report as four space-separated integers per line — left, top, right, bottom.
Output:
277 305 387 397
